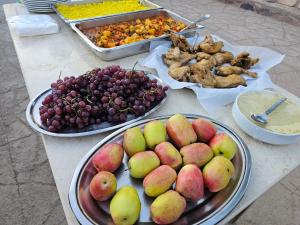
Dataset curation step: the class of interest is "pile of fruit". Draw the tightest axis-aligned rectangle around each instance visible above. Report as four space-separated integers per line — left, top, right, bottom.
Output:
89 114 238 225
39 65 168 132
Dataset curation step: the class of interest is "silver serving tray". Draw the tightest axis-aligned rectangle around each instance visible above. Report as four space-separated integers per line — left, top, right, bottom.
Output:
69 114 252 225
70 9 204 61
51 0 162 24
26 74 167 138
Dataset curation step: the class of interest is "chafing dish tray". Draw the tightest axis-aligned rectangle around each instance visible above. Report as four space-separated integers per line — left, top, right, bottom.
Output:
70 9 204 61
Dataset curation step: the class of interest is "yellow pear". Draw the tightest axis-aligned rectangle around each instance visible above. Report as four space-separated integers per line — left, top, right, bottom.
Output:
128 151 160 178
143 165 176 197
110 186 141 225
123 127 146 157
144 120 167 149
203 156 235 192
150 190 186 224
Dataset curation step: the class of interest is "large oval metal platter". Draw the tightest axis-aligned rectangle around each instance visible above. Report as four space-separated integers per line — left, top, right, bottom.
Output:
26 74 167 137
69 114 252 225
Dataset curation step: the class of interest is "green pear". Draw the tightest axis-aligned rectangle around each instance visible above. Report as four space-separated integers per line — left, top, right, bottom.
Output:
110 186 141 225
123 127 146 157
128 151 160 178
203 156 235 192
144 120 167 149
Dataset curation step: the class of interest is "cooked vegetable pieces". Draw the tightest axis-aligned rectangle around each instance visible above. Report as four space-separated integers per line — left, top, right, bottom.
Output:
80 16 186 48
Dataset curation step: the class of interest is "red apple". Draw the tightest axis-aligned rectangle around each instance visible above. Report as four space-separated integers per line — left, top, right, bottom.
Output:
89 171 117 201
92 143 124 172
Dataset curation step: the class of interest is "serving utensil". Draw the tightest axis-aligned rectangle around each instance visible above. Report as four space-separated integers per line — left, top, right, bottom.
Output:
180 14 210 32
251 97 287 124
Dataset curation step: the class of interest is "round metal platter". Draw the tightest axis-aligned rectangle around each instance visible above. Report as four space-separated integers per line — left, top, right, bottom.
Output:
26 74 168 137
69 114 252 225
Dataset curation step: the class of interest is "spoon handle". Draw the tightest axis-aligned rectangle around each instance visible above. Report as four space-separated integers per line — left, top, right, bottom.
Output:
180 14 210 32
265 97 287 115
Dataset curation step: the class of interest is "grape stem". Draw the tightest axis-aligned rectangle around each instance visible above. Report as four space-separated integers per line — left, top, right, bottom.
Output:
119 107 131 112
131 61 138 72
58 71 62 80
108 97 113 105
86 96 93 104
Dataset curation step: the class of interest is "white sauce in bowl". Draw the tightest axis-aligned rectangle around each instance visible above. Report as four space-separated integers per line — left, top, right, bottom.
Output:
238 91 300 134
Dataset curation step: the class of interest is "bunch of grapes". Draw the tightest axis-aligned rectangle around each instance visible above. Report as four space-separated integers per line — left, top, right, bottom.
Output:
39 65 168 132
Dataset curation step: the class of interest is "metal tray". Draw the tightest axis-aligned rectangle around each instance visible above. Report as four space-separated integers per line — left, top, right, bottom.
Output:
52 0 162 24
70 9 204 61
26 74 167 138
69 114 252 225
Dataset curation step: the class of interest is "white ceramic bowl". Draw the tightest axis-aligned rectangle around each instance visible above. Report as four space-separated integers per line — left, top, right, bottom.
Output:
232 90 300 145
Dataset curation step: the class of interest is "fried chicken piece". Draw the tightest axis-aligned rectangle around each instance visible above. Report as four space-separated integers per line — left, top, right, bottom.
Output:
169 66 190 81
165 47 181 60
163 56 178 67
231 52 259 69
197 59 216 69
195 52 211 61
169 53 195 70
170 33 191 52
215 74 246 88
162 47 181 66
195 35 224 54
213 51 234 66
216 66 257 78
195 52 217 69
162 49 195 67
190 62 216 87
168 53 195 81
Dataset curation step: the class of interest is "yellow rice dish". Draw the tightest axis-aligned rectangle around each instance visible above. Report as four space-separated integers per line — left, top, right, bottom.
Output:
55 0 152 20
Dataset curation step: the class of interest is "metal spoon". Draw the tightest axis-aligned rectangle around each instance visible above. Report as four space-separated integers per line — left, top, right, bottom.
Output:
251 97 287 124
180 14 211 32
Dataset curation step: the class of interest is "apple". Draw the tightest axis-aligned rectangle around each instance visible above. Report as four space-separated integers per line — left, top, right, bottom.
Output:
89 171 117 201
209 133 237 160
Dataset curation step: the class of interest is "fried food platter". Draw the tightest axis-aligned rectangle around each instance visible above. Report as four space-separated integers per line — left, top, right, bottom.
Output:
163 33 260 88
